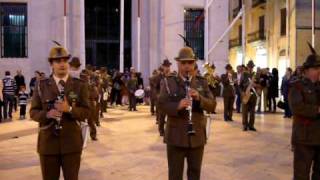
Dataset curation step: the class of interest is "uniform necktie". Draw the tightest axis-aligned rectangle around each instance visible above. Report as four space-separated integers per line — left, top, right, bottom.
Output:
58 80 65 96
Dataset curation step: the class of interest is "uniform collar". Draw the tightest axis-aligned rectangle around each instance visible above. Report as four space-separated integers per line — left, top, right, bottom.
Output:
53 74 69 85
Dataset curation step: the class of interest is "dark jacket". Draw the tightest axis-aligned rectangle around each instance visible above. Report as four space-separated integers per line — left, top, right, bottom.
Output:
289 77 320 145
268 74 279 98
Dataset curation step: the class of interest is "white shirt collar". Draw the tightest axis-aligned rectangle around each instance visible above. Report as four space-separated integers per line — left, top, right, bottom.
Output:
53 74 69 87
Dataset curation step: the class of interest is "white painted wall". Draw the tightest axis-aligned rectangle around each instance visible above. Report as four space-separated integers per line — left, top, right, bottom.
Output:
131 0 229 84
0 0 85 91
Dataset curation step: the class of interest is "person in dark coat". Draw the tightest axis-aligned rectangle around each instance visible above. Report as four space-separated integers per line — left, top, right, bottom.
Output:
29 71 41 97
281 67 293 118
268 68 279 113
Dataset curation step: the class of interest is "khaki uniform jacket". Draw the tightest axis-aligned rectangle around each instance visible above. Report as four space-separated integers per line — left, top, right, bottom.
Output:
158 75 216 148
221 73 236 98
149 75 158 101
289 77 320 145
30 77 90 155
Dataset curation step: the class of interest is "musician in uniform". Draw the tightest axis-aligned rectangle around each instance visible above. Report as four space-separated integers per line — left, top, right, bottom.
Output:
240 60 259 131
100 67 110 114
289 44 320 180
80 70 98 141
154 67 164 125
156 59 172 136
203 63 219 114
69 57 82 79
127 71 138 111
235 65 244 113
149 70 159 115
30 44 90 180
221 64 236 121
158 47 216 180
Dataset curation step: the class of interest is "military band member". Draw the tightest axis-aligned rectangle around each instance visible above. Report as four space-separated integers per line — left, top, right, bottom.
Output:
156 59 172 136
203 63 220 114
69 57 82 79
289 44 320 180
158 47 216 180
100 67 111 114
80 70 98 141
127 72 138 111
30 45 90 180
149 70 159 115
154 67 164 126
221 64 236 121
240 60 259 131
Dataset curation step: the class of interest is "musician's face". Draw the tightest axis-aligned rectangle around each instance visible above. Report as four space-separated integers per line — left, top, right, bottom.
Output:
162 66 171 75
51 58 69 78
305 67 320 82
178 61 195 76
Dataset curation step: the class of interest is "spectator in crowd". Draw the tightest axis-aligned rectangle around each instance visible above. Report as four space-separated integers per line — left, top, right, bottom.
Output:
2 71 17 120
29 71 41 97
18 85 28 120
14 70 25 112
0 80 3 122
257 68 269 113
268 68 279 113
14 70 25 91
281 67 293 118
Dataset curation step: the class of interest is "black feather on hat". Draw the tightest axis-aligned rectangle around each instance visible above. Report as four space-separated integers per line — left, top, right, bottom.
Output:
303 42 320 69
178 34 191 47
308 42 317 55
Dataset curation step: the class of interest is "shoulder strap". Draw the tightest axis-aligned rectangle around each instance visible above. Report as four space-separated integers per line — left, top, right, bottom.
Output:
164 77 171 95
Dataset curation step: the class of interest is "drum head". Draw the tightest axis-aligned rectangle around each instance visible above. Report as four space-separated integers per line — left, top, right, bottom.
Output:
135 89 145 99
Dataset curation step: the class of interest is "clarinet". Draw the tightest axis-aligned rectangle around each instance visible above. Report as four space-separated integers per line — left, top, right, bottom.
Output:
185 73 196 136
55 81 65 132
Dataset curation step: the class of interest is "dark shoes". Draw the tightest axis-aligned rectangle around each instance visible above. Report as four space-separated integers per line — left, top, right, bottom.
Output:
243 126 248 131
91 137 98 141
243 126 257 131
248 127 257 131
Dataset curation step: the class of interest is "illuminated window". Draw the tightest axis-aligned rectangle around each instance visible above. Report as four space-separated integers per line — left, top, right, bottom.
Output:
0 3 28 58
184 9 204 60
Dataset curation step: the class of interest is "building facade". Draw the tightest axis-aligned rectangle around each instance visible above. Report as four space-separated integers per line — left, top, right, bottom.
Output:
228 0 320 78
0 0 85 85
131 0 230 81
0 0 230 87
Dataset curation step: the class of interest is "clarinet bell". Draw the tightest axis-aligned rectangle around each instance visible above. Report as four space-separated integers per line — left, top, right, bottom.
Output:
187 123 196 135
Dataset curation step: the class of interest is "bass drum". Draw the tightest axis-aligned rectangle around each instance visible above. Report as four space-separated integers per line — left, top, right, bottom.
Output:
134 89 145 99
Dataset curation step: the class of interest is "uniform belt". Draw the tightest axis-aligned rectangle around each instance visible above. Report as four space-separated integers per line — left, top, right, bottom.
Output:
39 121 55 131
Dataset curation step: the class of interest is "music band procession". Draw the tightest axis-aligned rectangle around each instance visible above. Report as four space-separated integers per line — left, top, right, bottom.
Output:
0 35 313 180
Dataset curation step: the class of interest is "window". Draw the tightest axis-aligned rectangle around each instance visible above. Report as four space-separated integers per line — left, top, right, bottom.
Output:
0 3 28 58
184 9 204 60
259 15 265 36
280 8 286 36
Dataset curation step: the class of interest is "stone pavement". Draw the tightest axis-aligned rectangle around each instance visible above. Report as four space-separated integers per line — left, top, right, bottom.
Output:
0 99 293 180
